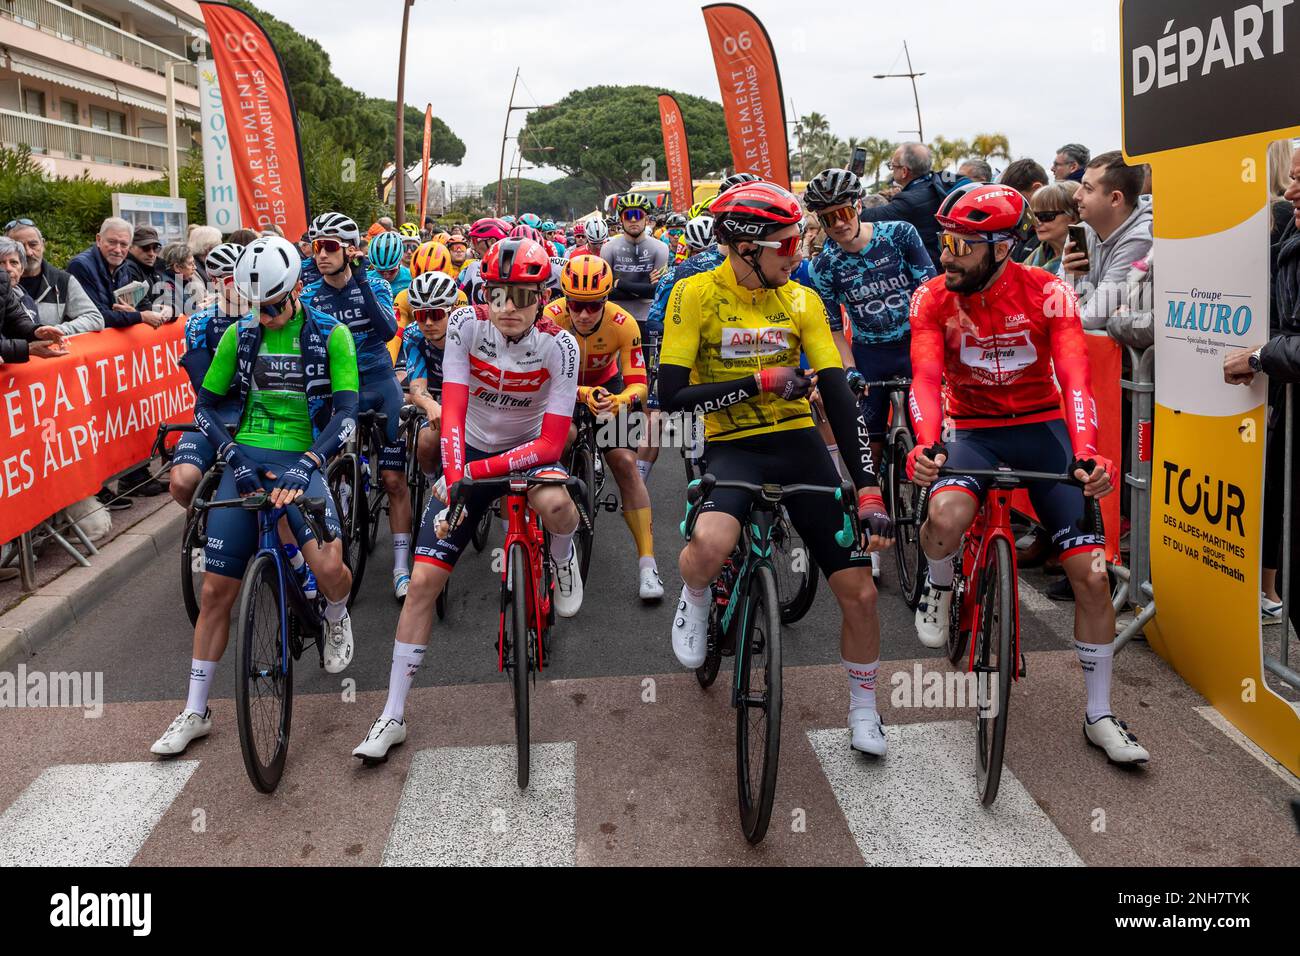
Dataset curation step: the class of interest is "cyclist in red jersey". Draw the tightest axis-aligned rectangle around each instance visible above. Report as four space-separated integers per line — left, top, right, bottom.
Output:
906 184 1149 766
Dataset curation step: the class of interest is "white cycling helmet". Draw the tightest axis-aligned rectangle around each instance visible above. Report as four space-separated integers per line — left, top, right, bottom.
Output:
309 211 360 245
407 271 461 310
583 218 609 243
234 236 301 306
204 242 243 279
684 215 715 250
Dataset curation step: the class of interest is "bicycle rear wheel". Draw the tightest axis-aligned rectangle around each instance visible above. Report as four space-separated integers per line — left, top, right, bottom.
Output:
974 537 1014 807
505 543 531 789
365 431 386 556
180 468 219 626
568 443 596 581
472 506 493 552
771 505 817 624
234 553 293 794
735 564 782 844
890 430 926 609
330 457 367 606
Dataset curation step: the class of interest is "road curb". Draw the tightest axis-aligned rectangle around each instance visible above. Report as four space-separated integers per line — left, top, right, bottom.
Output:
0 503 186 669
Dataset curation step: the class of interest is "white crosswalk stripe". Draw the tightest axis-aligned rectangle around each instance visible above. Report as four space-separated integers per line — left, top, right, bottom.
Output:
382 743 576 866
808 721 1082 866
0 761 198 866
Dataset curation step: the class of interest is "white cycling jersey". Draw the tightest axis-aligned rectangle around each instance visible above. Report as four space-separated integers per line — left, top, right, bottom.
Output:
443 303 580 453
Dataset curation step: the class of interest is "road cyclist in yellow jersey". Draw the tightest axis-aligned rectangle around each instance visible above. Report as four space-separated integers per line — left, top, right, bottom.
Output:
660 181 896 756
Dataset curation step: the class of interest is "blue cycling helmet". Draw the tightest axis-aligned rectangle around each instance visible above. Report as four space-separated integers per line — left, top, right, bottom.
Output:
368 231 405 271
540 219 556 233
520 212 542 229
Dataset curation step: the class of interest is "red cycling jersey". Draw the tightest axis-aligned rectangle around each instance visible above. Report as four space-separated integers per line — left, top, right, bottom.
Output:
908 261 1099 457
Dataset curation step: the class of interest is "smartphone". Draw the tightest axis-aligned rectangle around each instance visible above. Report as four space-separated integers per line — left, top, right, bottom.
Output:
849 146 868 178
1067 224 1089 259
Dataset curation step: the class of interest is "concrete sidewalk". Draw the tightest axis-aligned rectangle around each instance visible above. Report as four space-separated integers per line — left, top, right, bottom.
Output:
0 503 185 668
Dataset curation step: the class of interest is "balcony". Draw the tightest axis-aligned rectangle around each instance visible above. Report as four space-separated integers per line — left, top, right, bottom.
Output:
0 107 182 173
1 0 199 88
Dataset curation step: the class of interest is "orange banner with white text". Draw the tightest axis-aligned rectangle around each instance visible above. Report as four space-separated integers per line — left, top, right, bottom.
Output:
701 4 790 188
199 1 310 237
419 104 433 227
0 326 194 543
658 94 694 213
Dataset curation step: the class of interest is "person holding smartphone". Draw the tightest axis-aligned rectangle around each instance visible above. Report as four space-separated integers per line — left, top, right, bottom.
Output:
1025 181 1082 274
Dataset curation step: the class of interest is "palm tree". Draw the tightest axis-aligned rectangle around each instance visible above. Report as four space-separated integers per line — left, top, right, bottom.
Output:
930 136 970 173
970 132 1012 162
861 136 896 188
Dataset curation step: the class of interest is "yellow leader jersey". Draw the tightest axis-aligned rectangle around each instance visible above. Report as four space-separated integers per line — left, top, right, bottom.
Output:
389 283 468 364
544 299 648 407
661 256 842 441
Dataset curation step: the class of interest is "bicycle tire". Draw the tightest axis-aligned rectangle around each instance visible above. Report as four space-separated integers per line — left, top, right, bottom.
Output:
180 468 222 625
772 506 818 624
735 564 782 844
234 553 293 794
435 580 448 621
506 543 531 789
472 505 493 552
330 457 368 607
569 444 596 581
695 594 724 689
975 537 1014 807
890 430 927 609
365 431 385 557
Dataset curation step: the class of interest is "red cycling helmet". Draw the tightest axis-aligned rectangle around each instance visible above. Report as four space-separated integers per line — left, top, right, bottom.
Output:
509 223 545 244
710 181 802 242
480 237 551 284
469 217 509 242
935 184 1026 239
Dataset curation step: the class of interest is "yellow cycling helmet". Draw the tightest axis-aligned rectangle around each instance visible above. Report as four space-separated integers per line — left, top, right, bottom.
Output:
560 255 613 301
688 199 712 220
410 240 453 277
399 222 421 238
433 231 452 246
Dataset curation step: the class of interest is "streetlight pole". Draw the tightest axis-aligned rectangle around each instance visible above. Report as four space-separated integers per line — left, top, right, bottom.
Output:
394 0 415 226
496 69 521 214
873 40 926 141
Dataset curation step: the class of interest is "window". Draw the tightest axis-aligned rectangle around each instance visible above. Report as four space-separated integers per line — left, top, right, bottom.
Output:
89 107 126 135
82 5 121 29
60 99 78 125
22 89 46 117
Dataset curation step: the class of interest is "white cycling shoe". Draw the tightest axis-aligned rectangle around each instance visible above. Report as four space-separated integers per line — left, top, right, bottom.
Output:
850 708 887 757
353 716 407 763
638 566 664 601
151 708 212 756
1085 714 1150 765
553 546 584 618
324 612 355 673
915 579 953 649
672 587 710 668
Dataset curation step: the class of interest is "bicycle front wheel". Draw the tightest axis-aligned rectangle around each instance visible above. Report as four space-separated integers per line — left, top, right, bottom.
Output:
890 430 926 609
505 543 532 789
772 505 817 624
329 457 367 606
735 564 782 844
235 553 293 794
974 537 1014 807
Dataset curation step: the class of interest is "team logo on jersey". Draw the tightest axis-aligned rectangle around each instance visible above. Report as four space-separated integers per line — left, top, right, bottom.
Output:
631 349 646 369
959 331 1038 384
721 326 790 359
468 354 549 392
253 353 305 392
1004 313 1031 329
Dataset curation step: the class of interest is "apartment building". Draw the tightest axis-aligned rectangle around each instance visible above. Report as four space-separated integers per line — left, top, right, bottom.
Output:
0 0 207 184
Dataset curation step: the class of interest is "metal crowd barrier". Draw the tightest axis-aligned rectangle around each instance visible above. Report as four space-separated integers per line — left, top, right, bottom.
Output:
1267 384 1298 689
1112 344 1156 652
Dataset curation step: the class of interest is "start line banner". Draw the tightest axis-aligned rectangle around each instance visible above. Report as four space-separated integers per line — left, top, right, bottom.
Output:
0 326 194 543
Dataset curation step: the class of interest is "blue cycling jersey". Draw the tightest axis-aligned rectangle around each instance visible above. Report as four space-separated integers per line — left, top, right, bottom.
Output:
401 322 444 394
182 302 248 391
301 268 396 378
808 220 936 344
647 246 724 331
386 265 412 299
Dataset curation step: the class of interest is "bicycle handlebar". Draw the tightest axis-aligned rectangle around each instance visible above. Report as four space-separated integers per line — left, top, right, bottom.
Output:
194 493 336 544
443 472 592 537
679 473 861 548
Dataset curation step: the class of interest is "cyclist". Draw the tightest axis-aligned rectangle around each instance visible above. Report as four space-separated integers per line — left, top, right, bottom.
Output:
402 271 458 480
602 193 669 330
905 183 1147 765
170 242 248 509
682 215 714 256
459 218 509 304
352 237 583 762
392 241 467 362
445 232 470 279
661 181 895 756
547 254 663 600
369 230 411 299
662 212 689 264
299 213 414 601
151 237 358 756
569 218 608 259
540 220 563 256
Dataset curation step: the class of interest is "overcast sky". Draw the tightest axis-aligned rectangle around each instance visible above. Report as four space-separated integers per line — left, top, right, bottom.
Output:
256 0 1124 186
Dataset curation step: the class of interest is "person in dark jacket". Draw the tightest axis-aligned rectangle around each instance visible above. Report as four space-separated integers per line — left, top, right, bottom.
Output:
859 142 964 269
123 224 167 294
0 240 66 363
66 218 167 329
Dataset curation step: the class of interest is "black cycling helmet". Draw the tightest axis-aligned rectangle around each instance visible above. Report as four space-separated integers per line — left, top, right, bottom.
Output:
719 171 763 194
804 168 866 211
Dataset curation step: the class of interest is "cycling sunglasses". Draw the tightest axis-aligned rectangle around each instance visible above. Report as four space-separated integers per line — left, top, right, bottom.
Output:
312 238 345 254
816 205 858 227
621 209 646 222
752 233 802 256
939 232 1001 257
4 218 35 231
486 283 541 309
1032 210 1070 223
413 306 450 324
569 298 606 314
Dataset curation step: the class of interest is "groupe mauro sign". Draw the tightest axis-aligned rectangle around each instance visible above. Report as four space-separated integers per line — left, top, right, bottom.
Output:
1122 0 1300 157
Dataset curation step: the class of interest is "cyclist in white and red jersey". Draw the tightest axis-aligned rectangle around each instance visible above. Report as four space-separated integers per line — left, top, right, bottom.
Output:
906 183 1149 765
353 237 583 762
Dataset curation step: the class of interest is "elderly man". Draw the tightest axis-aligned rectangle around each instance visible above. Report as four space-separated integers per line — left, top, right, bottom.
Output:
6 220 103 335
859 142 955 269
67 218 168 329
958 159 993 183
1053 143 1091 182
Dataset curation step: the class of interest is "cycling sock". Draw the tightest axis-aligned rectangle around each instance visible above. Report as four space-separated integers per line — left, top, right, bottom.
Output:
1075 640 1115 722
392 533 412 576
638 556 658 572
622 507 654 560
381 641 426 722
636 459 653 482
826 443 849 482
550 530 574 567
284 543 306 572
324 596 348 623
842 659 879 713
682 582 710 607
185 659 218 716
926 551 958 588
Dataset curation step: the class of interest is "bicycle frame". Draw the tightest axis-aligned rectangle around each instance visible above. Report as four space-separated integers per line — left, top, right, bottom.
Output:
719 510 777 708
958 490 1022 677
251 506 322 673
496 482 552 674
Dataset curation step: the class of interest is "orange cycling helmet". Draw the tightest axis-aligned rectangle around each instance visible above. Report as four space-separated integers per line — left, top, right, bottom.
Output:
410 240 453 277
560 255 613 301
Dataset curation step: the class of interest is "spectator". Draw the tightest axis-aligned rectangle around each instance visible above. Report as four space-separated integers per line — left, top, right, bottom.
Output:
227 228 258 247
860 142 953 269
378 216 396 231
5 220 103 335
297 232 313 259
1052 143 1090 182
66 217 167 329
1063 150 1153 330
123 225 166 297
958 159 993 183
1002 159 1051 262
188 225 222 285
260 224 285 239
155 242 207 320
1025 181 1081 274
0 238 66 362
